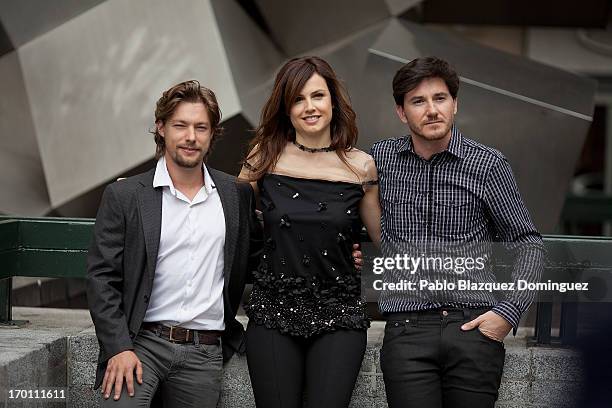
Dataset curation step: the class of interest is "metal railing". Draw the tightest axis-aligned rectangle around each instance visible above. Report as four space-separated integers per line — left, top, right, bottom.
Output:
530 235 612 345
0 216 93 322
1 215 611 346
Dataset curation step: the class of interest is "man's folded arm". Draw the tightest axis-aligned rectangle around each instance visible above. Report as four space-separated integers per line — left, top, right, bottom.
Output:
86 184 133 361
484 157 545 331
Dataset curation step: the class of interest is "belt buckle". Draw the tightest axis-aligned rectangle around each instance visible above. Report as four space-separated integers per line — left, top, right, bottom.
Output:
169 325 175 342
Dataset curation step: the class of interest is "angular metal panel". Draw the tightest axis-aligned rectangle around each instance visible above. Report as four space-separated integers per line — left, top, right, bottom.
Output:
48 157 156 218
18 0 241 208
211 0 285 125
207 114 254 176
528 28 612 76
455 83 590 234
0 52 50 215
0 20 13 57
254 0 390 55
0 0 106 47
384 0 424 16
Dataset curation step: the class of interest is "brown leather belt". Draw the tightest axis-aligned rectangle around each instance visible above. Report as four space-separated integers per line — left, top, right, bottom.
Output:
142 322 223 345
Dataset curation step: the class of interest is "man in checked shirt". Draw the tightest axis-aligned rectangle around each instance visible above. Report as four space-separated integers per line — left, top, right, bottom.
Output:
371 56 544 408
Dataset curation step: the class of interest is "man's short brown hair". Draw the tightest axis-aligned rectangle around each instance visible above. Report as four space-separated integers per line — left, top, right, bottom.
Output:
152 80 222 159
392 57 460 106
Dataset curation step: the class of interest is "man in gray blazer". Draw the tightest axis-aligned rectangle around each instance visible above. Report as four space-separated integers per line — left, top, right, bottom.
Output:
87 80 261 407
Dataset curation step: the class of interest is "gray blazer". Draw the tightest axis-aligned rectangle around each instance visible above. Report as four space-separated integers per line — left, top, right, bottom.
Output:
86 166 261 388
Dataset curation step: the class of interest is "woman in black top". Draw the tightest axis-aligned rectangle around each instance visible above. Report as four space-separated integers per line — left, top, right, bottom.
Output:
239 56 381 408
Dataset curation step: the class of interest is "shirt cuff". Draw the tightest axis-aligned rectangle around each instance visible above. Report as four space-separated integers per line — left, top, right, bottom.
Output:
491 301 521 335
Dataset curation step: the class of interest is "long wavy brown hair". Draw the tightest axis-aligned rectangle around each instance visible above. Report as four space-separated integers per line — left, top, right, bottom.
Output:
244 56 358 180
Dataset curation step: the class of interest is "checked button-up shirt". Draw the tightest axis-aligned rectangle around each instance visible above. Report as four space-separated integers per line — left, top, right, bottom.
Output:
371 127 544 330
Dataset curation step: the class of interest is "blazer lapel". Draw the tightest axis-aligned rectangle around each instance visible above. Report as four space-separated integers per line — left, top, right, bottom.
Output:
137 169 162 282
208 167 239 288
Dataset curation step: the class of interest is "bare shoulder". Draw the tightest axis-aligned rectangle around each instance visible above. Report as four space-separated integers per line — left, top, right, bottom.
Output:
346 148 377 181
346 148 374 165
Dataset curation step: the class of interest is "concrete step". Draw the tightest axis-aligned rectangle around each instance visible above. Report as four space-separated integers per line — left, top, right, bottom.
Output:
0 308 584 407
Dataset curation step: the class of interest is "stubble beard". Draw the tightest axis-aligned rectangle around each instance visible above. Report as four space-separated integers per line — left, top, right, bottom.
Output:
171 148 206 169
410 121 452 142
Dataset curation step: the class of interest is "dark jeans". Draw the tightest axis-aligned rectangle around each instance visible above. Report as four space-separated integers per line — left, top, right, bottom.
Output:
246 321 367 408
381 308 505 408
100 329 223 408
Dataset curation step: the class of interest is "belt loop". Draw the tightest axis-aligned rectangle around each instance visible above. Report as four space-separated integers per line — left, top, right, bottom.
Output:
193 329 200 346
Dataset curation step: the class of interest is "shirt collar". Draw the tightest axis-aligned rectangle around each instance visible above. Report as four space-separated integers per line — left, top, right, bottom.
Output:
202 163 216 195
396 126 464 160
153 156 216 196
396 136 413 154
446 126 464 159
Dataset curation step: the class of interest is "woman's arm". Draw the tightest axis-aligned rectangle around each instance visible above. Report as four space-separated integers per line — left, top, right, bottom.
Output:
359 155 381 248
360 184 382 248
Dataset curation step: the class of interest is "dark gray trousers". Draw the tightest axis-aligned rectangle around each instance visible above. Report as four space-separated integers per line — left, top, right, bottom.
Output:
100 329 223 408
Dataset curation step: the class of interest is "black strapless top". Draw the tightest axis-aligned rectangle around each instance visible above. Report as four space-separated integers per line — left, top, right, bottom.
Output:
245 174 370 337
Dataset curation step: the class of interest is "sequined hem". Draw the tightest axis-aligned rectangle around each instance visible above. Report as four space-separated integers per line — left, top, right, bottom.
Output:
245 269 370 337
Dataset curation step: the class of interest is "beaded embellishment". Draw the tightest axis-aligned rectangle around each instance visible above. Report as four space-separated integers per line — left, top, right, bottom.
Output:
293 140 335 153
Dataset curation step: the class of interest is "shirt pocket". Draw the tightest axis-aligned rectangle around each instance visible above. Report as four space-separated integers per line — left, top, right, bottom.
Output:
433 189 486 240
380 188 422 241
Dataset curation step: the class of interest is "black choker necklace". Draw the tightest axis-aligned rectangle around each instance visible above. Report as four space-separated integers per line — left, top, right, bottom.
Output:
293 140 334 153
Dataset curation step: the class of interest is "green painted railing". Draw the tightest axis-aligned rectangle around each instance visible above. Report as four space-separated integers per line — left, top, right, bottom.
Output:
560 194 612 222
1 215 612 346
0 216 94 322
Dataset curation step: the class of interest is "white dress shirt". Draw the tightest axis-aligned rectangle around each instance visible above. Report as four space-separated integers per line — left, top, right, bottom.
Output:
143 157 226 330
